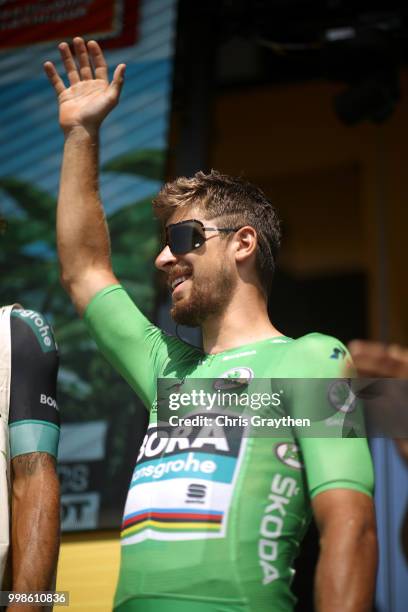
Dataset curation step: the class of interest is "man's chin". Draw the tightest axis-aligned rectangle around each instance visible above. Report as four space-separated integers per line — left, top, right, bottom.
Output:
170 303 201 327
169 272 234 327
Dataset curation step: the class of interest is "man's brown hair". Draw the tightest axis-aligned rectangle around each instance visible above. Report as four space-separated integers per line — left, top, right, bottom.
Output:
152 170 281 294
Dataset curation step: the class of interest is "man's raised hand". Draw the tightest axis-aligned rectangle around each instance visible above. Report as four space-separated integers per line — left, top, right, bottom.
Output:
349 340 408 378
44 37 125 134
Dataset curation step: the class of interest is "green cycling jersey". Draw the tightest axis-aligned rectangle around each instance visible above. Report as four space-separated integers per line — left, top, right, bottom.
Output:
84 285 374 612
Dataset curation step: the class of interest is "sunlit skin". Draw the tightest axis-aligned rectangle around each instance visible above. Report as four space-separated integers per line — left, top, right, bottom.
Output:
44 37 283 355
46 38 378 612
155 206 283 355
349 340 408 462
44 38 126 135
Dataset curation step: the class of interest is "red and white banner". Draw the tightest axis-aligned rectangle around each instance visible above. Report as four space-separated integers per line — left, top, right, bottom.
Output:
0 0 139 50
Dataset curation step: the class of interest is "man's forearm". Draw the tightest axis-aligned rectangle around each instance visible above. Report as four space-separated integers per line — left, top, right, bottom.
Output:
9 454 60 611
58 127 111 290
315 522 377 611
46 38 124 312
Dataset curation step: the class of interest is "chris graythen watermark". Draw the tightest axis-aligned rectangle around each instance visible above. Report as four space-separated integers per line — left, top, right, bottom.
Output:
167 413 311 428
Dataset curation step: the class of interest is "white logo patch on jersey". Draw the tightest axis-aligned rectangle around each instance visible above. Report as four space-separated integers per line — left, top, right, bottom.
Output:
275 443 303 470
222 350 257 362
214 367 254 390
328 380 357 413
122 422 248 545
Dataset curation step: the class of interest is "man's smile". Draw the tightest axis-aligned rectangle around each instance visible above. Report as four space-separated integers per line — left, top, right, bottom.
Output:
168 267 193 294
171 275 190 291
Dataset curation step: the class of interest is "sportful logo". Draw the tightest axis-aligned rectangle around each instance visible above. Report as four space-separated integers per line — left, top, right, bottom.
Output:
12 309 55 353
214 367 254 390
186 483 207 503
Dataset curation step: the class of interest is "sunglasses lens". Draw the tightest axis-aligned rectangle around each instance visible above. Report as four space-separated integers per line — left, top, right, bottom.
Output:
168 223 204 254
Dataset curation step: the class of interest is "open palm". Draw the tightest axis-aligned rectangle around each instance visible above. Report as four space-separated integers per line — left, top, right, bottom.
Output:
44 37 125 132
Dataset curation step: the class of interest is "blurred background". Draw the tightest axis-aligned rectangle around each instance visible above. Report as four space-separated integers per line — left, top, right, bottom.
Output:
0 0 407 609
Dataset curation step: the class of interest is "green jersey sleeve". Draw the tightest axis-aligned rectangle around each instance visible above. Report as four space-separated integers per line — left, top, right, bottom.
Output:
282 333 374 499
299 437 374 498
83 285 199 411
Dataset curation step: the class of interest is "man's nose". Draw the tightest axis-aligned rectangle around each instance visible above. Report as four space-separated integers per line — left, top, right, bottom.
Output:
155 244 178 271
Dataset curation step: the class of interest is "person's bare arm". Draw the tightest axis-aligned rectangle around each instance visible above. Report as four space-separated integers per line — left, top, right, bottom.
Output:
312 488 377 612
349 341 408 379
349 340 408 462
8 453 60 612
44 37 125 314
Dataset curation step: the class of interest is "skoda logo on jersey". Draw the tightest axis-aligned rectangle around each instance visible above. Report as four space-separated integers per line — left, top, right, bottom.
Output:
328 380 357 413
275 443 303 470
214 367 254 390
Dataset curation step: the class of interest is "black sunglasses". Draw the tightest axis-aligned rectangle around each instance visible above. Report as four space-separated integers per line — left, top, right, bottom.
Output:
165 219 241 255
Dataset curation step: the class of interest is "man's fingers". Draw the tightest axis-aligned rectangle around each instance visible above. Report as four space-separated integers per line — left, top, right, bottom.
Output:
43 61 66 96
109 63 126 99
73 37 93 80
58 42 80 85
349 341 387 362
349 341 389 376
388 344 408 377
87 40 108 81
349 340 408 378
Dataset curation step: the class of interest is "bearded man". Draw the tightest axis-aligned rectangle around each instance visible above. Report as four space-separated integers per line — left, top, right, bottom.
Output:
45 37 377 612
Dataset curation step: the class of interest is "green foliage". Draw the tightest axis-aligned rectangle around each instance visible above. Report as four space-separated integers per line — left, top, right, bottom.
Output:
0 149 163 514
0 177 59 311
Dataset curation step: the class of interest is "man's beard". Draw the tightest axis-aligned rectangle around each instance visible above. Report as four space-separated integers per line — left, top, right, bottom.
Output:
171 264 236 327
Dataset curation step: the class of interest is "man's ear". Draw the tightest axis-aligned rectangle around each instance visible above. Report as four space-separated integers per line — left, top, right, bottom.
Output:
233 226 258 263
